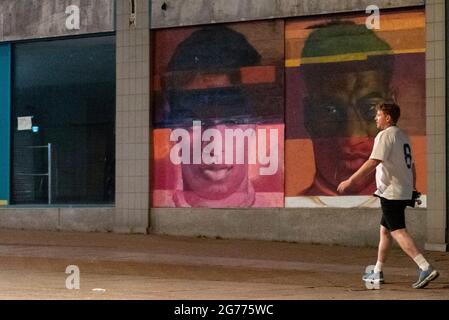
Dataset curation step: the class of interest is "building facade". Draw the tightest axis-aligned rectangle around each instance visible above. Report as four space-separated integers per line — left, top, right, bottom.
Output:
0 0 446 251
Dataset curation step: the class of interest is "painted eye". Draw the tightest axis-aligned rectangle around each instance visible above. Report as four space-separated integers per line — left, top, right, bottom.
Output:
323 105 343 118
326 105 338 114
359 101 381 120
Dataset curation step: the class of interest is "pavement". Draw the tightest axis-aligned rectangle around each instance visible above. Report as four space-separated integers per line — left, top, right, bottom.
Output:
0 228 448 300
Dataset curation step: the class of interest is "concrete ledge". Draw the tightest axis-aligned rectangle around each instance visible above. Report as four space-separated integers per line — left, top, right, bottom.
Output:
151 208 280 241
0 206 428 248
150 207 427 248
0 207 114 232
113 226 148 234
0 208 59 230
60 208 114 232
425 243 449 252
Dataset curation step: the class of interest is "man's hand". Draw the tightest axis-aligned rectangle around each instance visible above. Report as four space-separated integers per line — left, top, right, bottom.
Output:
337 179 353 194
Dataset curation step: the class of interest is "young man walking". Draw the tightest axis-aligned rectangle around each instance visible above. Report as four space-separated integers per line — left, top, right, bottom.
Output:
337 102 439 289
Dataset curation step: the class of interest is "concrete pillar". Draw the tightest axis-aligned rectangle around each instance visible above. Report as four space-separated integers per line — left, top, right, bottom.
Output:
425 0 448 251
115 0 150 233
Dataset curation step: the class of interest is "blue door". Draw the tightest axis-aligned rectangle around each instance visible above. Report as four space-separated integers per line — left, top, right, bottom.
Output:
0 43 11 205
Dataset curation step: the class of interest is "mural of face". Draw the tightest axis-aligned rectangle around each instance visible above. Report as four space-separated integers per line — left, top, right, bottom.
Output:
153 23 285 208
180 124 252 204
300 21 394 195
160 26 265 207
305 69 390 192
178 70 251 204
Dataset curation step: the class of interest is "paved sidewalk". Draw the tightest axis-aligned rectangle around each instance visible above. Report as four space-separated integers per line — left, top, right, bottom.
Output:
0 229 448 299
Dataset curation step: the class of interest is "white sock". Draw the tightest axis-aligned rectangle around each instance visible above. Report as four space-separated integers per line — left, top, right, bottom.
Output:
374 261 383 273
413 254 430 271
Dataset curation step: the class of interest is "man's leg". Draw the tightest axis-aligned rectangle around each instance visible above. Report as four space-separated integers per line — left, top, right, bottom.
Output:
391 228 439 288
377 225 392 264
390 228 419 259
381 199 421 264
363 225 391 283
380 199 439 288
373 225 392 274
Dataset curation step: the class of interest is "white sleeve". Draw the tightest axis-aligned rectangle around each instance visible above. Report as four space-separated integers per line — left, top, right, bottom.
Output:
370 131 392 162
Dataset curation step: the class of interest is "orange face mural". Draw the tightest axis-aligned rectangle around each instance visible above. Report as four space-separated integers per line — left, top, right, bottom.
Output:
285 9 426 207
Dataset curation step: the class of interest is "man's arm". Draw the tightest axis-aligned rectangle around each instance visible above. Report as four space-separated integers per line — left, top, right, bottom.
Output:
337 159 381 194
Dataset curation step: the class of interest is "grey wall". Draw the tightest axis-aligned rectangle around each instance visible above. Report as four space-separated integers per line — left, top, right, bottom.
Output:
0 0 114 42
0 207 114 232
150 208 427 248
0 206 426 248
151 0 425 29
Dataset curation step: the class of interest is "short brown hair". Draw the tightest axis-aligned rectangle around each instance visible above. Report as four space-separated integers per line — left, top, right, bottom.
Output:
376 102 401 125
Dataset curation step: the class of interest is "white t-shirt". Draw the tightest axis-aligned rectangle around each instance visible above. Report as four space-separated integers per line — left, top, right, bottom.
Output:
369 126 414 200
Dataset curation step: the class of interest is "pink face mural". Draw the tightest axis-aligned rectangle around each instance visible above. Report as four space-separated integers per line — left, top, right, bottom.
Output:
152 23 285 208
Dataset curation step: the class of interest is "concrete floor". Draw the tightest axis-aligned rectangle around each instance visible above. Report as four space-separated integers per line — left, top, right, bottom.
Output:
0 229 448 300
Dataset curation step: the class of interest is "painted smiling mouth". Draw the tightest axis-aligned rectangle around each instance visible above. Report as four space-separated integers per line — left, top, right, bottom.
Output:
201 167 233 181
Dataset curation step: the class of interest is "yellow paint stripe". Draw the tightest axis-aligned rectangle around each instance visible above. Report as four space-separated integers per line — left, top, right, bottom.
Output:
0 200 8 206
285 14 425 39
285 48 425 67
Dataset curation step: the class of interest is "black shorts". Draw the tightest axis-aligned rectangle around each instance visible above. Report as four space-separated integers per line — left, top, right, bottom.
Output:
380 197 408 231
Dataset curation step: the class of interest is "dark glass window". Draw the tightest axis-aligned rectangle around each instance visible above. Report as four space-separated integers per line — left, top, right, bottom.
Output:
11 35 115 204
